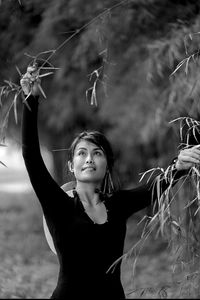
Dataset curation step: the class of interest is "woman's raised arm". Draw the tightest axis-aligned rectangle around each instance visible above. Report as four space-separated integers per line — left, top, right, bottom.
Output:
21 65 74 220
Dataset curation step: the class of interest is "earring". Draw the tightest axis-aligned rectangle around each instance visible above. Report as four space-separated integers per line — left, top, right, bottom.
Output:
102 169 114 195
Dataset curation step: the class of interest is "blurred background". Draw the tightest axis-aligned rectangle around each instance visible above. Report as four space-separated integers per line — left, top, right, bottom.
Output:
1 0 200 298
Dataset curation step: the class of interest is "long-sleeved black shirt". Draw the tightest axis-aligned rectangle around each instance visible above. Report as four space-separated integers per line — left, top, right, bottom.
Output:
22 96 183 299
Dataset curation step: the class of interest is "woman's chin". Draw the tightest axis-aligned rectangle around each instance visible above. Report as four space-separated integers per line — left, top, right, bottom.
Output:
78 175 102 184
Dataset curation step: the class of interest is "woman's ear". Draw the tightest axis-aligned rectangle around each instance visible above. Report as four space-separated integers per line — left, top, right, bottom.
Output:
68 161 74 173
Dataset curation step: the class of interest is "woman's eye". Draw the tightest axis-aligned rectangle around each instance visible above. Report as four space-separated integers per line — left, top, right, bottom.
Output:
94 151 102 156
78 151 86 156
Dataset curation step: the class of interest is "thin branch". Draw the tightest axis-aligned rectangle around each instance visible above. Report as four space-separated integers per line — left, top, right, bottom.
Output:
38 0 131 70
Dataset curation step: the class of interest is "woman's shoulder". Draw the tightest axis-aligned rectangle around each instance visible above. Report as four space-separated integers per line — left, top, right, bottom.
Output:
61 181 76 195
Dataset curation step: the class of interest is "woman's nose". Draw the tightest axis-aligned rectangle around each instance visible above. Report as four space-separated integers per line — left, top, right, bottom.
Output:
86 154 93 164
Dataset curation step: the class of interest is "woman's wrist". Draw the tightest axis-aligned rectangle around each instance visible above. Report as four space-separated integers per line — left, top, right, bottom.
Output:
174 158 180 170
170 157 179 170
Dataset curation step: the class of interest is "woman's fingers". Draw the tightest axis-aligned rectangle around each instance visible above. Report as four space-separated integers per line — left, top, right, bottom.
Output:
27 65 37 74
20 77 32 95
180 151 200 162
176 145 200 170
180 146 200 158
179 155 200 164
20 66 40 96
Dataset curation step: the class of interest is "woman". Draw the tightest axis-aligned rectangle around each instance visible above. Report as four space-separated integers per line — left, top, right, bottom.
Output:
20 65 200 299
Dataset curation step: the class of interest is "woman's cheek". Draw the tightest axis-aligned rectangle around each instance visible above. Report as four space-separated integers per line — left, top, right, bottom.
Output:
73 157 85 177
74 156 84 168
96 159 107 177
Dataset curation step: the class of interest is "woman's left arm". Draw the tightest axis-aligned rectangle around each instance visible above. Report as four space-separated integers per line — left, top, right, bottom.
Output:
114 146 200 220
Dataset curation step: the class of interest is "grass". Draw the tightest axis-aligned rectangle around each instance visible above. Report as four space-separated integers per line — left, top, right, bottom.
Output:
0 191 58 299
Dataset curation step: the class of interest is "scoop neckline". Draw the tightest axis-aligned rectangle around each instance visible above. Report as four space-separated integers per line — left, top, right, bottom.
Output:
74 190 109 225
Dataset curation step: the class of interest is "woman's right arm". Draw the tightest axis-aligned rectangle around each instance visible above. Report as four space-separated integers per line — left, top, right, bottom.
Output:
21 66 74 219
113 146 200 221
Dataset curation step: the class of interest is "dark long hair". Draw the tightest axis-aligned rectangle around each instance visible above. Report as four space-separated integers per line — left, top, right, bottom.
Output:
68 131 117 194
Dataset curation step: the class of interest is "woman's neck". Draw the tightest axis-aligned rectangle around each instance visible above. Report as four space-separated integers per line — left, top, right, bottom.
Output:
75 181 101 206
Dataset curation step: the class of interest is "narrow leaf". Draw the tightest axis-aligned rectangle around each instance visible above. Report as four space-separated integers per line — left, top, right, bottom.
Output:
39 72 54 78
184 36 188 55
169 117 184 124
185 57 191 75
91 81 97 106
22 92 32 110
170 59 186 76
38 84 46 99
23 91 32 102
40 67 60 70
13 93 18 124
15 65 22 76
192 166 200 177
0 161 7 167
4 80 13 88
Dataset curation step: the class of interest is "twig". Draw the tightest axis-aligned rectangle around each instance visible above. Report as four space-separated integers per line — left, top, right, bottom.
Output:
38 0 131 71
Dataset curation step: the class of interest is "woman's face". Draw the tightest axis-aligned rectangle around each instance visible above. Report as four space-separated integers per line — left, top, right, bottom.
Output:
70 140 107 185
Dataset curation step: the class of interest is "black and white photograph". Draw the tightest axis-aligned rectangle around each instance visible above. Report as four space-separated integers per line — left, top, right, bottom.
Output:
0 0 200 298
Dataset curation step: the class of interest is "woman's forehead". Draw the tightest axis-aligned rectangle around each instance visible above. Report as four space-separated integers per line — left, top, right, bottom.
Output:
75 140 102 151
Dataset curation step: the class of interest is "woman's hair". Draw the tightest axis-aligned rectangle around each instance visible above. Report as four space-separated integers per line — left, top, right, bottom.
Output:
68 131 116 194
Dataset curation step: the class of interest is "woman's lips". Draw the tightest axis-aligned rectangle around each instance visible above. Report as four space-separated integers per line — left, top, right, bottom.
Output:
82 166 96 171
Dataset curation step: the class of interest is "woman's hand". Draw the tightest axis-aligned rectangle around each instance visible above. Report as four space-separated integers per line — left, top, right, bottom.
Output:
175 145 200 171
20 64 41 96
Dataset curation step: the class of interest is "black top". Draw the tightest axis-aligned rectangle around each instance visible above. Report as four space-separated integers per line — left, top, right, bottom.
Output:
22 96 182 299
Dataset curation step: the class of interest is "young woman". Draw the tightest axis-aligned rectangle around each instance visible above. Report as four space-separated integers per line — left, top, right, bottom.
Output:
20 65 200 299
